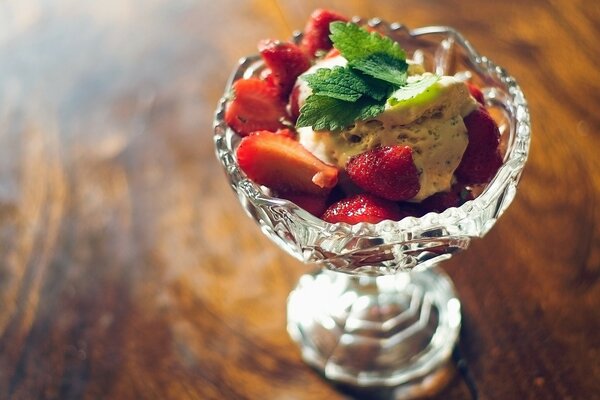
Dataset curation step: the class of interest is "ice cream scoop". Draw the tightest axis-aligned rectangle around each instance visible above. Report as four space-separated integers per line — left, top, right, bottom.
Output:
296 58 478 201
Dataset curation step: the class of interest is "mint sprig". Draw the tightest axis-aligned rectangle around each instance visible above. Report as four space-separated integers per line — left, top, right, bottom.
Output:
296 22 437 132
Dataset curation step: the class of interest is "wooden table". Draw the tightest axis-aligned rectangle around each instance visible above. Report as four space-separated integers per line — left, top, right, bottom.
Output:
0 1 598 399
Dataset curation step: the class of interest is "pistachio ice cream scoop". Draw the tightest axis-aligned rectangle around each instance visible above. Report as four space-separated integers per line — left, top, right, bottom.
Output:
296 58 478 201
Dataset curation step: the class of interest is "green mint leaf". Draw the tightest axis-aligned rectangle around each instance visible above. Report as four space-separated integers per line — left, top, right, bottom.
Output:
352 53 408 86
329 21 408 84
387 74 441 106
303 66 391 101
296 94 384 132
303 67 368 102
359 73 396 101
330 21 406 63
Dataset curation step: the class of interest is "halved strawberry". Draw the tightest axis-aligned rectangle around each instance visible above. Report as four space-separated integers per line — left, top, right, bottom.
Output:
225 78 287 136
467 83 485 105
273 128 296 139
322 193 402 224
323 48 341 59
455 106 502 183
236 131 338 195
346 145 421 201
300 9 349 58
259 40 311 98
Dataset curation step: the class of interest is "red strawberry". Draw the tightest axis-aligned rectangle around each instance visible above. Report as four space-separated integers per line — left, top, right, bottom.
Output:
455 106 502 183
324 48 341 59
236 131 338 195
281 192 329 217
273 128 296 139
289 85 301 122
225 78 287 136
397 202 426 218
259 40 311 98
420 186 474 213
322 193 402 224
467 83 485 105
346 145 420 201
300 9 349 58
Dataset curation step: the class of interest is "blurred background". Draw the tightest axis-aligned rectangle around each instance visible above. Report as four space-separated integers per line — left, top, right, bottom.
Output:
0 0 598 399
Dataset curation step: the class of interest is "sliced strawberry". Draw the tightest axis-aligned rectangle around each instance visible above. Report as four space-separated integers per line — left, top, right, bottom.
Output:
300 9 349 58
259 40 311 98
225 78 287 136
281 192 329 217
324 48 341 59
236 131 338 195
274 128 296 139
322 193 402 224
455 106 502 183
346 145 420 201
467 83 485 105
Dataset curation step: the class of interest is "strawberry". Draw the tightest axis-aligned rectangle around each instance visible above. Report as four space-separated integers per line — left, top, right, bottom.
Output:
289 84 301 122
323 48 341 59
397 202 426 218
419 185 474 213
346 145 420 201
467 82 485 105
455 106 502 183
236 131 338 195
300 9 349 58
225 78 287 136
322 193 402 224
281 192 329 217
273 128 296 139
259 40 311 98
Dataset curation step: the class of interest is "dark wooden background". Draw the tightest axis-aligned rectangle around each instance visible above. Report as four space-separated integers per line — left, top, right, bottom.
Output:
0 0 598 399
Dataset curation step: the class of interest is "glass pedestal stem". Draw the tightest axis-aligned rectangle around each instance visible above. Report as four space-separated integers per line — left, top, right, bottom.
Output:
287 265 461 397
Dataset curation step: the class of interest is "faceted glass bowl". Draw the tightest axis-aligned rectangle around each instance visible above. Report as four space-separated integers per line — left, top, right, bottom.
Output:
214 17 530 395
213 19 531 275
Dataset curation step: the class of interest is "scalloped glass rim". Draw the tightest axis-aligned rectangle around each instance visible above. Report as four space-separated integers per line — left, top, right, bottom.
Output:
214 19 531 273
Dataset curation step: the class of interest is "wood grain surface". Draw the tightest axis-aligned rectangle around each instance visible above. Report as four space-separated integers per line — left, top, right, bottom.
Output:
0 0 598 399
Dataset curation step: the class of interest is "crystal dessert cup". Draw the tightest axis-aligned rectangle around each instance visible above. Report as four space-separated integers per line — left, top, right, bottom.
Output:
214 18 530 397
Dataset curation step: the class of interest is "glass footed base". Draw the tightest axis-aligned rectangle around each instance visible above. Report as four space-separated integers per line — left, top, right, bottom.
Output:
287 266 461 395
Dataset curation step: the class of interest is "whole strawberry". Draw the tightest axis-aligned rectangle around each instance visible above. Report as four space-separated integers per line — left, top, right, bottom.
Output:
322 193 402 224
455 106 502 183
419 185 474 213
346 145 421 201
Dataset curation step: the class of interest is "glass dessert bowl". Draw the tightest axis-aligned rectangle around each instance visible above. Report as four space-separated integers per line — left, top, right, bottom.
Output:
213 17 530 397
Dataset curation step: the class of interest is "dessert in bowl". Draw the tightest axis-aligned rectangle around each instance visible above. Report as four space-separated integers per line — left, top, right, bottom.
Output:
214 9 530 396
